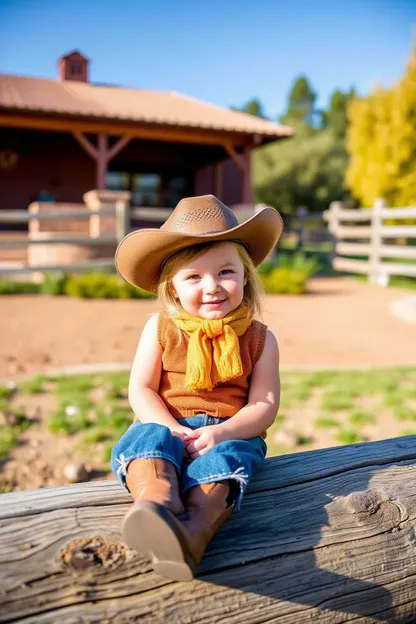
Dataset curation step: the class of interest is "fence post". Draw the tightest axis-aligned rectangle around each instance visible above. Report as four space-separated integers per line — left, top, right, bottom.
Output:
115 199 130 243
296 205 308 251
369 198 387 286
327 201 342 266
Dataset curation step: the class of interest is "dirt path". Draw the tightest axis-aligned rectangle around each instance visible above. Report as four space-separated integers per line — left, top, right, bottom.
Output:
0 277 414 381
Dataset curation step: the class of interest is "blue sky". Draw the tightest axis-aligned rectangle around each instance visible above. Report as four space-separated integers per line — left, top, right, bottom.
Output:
0 0 415 120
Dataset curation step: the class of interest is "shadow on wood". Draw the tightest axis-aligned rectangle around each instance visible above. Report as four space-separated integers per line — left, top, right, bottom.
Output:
1 436 416 623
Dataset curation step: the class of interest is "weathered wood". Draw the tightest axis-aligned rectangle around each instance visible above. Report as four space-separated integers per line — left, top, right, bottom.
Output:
1 436 416 623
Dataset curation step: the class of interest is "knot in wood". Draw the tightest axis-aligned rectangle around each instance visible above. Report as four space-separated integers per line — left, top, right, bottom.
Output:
348 488 389 516
60 536 127 572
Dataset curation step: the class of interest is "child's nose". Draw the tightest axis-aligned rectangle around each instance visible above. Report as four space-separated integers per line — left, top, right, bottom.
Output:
203 275 219 293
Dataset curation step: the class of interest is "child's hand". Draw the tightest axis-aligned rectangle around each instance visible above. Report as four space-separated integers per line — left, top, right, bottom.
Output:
170 425 195 461
170 425 194 443
185 426 225 459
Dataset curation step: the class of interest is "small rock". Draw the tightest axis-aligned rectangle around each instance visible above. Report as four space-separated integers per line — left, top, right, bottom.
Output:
26 405 41 421
27 449 40 462
273 429 298 447
63 463 89 483
65 405 80 418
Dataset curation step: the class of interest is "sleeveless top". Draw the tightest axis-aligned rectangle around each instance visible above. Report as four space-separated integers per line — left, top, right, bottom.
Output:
157 313 267 419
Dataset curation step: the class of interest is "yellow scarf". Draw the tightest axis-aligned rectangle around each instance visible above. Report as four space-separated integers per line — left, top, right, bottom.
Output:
173 304 252 391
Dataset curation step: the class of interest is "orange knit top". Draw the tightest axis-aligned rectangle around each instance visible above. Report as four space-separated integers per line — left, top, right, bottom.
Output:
157 313 267 419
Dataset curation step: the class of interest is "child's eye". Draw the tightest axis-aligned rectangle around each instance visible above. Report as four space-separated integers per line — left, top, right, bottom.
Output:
219 269 234 275
186 274 200 281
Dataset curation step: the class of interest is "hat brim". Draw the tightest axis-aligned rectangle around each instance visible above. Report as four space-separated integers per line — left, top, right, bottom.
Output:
115 206 283 292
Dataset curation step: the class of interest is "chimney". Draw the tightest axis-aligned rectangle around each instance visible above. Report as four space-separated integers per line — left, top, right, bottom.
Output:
58 50 89 82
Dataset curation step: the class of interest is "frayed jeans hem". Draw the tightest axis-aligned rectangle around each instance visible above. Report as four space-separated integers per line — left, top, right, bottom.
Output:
114 451 181 490
182 471 247 512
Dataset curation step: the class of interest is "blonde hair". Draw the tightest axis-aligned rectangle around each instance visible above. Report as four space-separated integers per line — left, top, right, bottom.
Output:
157 241 264 318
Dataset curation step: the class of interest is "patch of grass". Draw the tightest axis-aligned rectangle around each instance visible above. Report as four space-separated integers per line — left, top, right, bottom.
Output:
0 409 33 461
280 378 315 409
274 413 286 425
321 390 354 413
0 478 13 494
103 443 114 462
55 375 94 396
334 429 366 445
295 432 311 445
48 399 94 434
103 371 129 387
0 385 14 400
95 404 132 430
83 430 113 444
20 374 49 394
383 391 405 409
301 371 336 388
388 276 416 291
392 405 416 421
0 427 19 462
400 429 416 436
314 416 339 428
348 411 375 426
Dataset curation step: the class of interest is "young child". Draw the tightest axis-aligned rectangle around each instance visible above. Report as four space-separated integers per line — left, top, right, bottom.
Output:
112 194 282 581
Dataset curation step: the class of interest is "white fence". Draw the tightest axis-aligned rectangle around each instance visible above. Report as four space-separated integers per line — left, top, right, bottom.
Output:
324 199 416 284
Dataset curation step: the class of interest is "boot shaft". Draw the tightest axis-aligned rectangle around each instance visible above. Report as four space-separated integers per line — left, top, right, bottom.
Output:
126 458 184 515
181 480 233 563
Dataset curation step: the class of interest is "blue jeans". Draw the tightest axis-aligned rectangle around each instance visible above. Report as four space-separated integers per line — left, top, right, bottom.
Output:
111 415 267 511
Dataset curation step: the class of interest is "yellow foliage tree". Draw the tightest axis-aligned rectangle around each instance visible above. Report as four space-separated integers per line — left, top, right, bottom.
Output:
346 45 416 207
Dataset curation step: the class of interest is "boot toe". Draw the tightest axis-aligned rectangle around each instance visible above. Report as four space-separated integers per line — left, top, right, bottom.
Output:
122 502 197 582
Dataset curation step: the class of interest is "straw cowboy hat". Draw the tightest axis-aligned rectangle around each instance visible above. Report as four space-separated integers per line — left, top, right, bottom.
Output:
115 194 283 292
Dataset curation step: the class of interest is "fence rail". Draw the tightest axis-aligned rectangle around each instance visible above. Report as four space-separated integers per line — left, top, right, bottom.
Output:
0 194 173 275
2 193 414 283
324 199 416 284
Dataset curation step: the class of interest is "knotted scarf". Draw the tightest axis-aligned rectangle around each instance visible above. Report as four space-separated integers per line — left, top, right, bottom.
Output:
173 304 252 391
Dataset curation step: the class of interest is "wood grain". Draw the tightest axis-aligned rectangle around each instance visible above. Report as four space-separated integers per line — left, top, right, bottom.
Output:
1 436 416 623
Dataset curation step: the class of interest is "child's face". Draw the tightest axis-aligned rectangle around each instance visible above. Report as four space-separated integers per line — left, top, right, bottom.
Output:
170 242 247 319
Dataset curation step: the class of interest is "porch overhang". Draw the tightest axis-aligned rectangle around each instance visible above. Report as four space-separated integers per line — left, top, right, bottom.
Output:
0 110 291 150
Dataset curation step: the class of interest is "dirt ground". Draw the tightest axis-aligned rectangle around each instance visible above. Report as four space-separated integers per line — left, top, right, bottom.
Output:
1 276 415 493
0 277 415 380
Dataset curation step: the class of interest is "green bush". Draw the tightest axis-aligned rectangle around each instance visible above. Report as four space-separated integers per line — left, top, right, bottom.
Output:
0 279 40 295
277 252 321 277
260 267 307 294
40 272 69 296
257 260 276 275
64 273 154 299
256 251 321 294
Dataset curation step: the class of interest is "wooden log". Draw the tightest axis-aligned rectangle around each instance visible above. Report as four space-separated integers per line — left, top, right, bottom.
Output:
1 436 416 623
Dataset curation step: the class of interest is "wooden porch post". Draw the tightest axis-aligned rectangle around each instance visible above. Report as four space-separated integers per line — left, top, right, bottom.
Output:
242 147 252 203
73 133 132 190
214 163 222 199
96 134 108 190
224 144 252 204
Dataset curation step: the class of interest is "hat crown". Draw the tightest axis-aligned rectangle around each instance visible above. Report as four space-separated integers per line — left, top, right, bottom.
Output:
160 195 239 235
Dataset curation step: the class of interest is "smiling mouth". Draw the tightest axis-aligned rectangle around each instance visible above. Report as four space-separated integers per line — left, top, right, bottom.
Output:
202 300 226 305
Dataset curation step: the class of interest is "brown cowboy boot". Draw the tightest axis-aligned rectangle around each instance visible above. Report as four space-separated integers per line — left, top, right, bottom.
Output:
142 480 234 581
122 458 184 556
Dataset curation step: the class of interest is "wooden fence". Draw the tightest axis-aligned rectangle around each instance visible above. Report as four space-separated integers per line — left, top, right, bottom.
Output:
0 194 325 277
0 191 172 275
324 199 416 284
6 194 415 283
